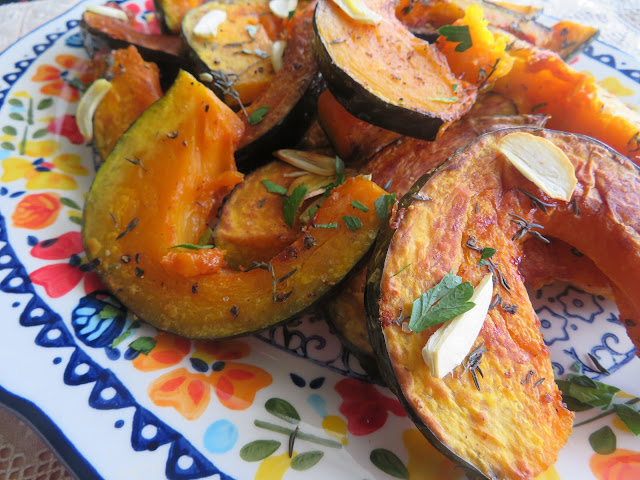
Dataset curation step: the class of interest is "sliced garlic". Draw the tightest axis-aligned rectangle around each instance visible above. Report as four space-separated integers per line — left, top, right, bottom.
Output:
86 5 128 21
269 0 297 19
271 40 286 72
497 132 577 202
331 0 382 26
275 149 337 176
193 9 227 37
76 78 113 142
422 273 493 378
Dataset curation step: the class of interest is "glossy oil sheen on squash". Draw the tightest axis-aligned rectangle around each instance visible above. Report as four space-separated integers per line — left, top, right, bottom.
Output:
83 70 386 339
366 128 640 479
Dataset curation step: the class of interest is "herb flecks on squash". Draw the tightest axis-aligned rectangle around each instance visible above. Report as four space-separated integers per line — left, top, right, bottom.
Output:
83 70 386 339
313 0 476 141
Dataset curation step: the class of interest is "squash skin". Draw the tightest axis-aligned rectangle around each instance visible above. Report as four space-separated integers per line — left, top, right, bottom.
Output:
181 0 281 106
80 7 188 72
312 0 476 141
83 71 386 338
235 2 324 170
154 0 204 34
325 112 548 371
365 128 640 479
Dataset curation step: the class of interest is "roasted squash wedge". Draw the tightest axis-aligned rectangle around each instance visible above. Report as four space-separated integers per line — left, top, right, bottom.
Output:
235 1 323 169
181 0 283 106
365 128 640 479
325 111 548 372
80 4 187 71
154 0 205 34
313 0 476 140
83 70 386 338
396 0 598 60
92 46 163 162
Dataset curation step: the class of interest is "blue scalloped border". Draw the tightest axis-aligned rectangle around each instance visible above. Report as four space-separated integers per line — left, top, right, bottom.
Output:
1 2 639 479
0 4 233 479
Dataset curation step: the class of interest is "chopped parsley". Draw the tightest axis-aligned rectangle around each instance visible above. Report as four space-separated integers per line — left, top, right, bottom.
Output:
438 25 473 52
248 106 270 125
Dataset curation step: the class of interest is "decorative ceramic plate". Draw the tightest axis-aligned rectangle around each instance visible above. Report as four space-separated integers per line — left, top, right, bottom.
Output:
0 1 638 479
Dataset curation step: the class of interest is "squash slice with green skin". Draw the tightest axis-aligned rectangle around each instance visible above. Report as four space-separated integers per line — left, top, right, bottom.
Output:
365 128 640 479
312 0 476 141
83 70 386 339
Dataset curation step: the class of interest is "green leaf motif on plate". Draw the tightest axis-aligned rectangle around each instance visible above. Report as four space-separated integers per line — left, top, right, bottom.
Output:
613 404 640 435
1 142 15 151
32 128 49 139
61 197 82 210
8 98 23 107
265 398 300 424
37 98 54 110
370 448 409 479
240 440 281 461
589 426 616 455
291 451 324 471
2 126 17 136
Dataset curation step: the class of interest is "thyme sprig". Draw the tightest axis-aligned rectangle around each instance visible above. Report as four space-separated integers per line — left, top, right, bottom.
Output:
518 187 555 213
464 343 487 391
509 213 550 243
466 236 510 291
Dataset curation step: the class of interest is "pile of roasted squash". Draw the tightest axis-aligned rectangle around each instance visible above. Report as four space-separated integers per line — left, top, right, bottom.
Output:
79 1 640 479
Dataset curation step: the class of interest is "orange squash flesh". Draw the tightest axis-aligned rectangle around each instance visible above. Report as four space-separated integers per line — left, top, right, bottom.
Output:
317 89 401 166
155 0 205 34
434 9 640 165
83 70 386 338
368 128 640 479
92 46 163 162
395 0 598 59
236 1 322 167
313 0 476 140
181 0 282 106
213 162 303 269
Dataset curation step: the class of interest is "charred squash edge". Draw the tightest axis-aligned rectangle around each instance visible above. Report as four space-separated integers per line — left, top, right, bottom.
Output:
364 127 640 480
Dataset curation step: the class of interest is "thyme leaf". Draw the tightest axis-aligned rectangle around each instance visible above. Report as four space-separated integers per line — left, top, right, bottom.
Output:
408 270 475 333
313 222 338 229
168 244 214 250
116 217 139 240
425 96 458 103
262 179 288 195
438 25 472 52
342 215 362 231
351 199 369 212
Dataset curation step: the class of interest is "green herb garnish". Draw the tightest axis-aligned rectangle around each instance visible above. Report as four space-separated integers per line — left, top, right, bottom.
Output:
478 247 497 266
168 244 214 250
531 102 548 112
374 193 396 220
245 25 258 39
322 157 346 195
313 222 338 229
438 25 472 52
408 270 475 333
248 106 270 125
390 263 411 278
262 179 288 195
342 216 362 231
425 96 459 103
351 200 369 212
283 185 308 228
128 336 157 355
589 426 616 455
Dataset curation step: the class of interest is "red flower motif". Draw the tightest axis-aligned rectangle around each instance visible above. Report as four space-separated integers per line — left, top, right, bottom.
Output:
125 0 160 34
29 232 104 298
335 378 407 436
47 115 84 144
